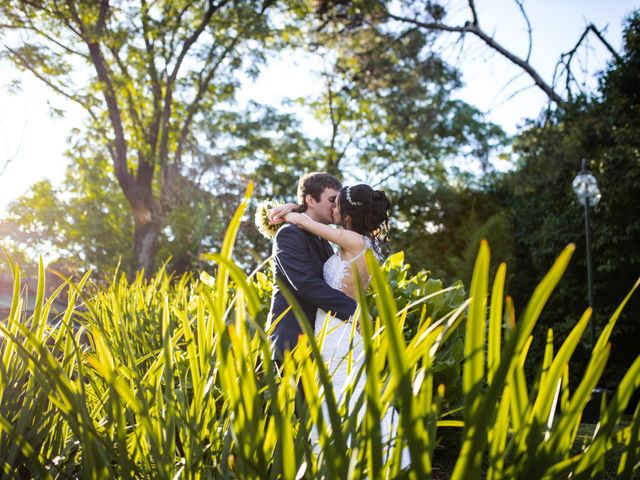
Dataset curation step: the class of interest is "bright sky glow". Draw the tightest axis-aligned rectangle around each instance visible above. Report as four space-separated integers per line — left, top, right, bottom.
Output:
0 0 636 215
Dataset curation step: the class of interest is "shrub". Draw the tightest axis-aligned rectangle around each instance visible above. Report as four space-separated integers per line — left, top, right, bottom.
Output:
0 184 638 478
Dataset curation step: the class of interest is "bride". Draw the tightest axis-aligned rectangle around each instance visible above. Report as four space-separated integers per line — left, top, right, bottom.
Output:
272 184 408 465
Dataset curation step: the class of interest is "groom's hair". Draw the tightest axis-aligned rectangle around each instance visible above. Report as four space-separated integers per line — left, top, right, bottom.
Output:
297 172 342 212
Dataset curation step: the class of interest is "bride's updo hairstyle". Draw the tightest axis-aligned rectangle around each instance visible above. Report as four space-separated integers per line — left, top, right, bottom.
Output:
337 184 391 254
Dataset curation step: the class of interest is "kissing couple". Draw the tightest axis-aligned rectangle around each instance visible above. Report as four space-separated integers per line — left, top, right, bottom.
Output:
266 172 408 465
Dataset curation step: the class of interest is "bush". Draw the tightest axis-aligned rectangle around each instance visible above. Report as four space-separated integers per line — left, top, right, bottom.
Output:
0 186 638 478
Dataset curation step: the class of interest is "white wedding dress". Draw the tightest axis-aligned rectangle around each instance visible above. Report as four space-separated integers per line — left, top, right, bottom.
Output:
314 237 409 467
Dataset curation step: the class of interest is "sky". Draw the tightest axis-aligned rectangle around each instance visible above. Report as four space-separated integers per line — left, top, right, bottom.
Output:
0 0 637 215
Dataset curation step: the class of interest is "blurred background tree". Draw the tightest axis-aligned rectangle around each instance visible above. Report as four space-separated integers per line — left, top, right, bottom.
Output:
0 0 288 277
0 2 638 386
495 12 640 389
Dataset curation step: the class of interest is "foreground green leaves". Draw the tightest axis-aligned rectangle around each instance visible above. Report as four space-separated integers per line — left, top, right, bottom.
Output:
0 188 638 478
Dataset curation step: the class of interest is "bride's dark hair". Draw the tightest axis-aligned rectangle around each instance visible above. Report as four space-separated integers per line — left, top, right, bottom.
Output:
337 184 391 256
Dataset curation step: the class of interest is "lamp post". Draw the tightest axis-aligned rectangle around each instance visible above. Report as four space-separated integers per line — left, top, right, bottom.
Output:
572 159 601 348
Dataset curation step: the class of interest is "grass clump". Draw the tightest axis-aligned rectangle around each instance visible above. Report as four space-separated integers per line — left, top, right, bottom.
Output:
1 183 638 478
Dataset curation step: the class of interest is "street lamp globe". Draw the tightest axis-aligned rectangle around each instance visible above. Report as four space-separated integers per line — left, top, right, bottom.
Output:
572 163 601 207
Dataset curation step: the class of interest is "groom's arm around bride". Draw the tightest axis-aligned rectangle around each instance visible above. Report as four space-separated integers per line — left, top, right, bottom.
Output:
267 172 357 361
268 222 356 359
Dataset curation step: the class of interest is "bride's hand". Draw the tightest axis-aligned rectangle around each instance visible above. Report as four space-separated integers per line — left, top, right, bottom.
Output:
284 212 303 225
268 203 299 224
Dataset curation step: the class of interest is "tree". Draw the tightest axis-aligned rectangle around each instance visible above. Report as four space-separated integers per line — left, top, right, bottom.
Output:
298 4 505 185
392 180 515 285
315 0 621 106
0 102 318 278
0 0 280 277
495 11 640 388
0 134 133 278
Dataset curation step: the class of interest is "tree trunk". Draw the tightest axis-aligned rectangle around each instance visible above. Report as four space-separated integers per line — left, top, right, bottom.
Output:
132 216 161 280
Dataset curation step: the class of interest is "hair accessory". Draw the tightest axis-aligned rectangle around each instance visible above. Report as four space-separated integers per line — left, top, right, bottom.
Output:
345 186 363 206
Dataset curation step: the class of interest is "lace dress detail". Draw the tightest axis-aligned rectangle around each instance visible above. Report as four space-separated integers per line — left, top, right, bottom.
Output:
313 236 409 467
322 236 377 291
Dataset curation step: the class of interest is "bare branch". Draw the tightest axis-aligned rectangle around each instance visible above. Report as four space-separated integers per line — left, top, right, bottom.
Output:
553 23 621 98
386 12 469 35
488 82 537 113
4 44 99 120
514 0 532 62
0 116 26 176
586 23 622 61
386 11 565 105
468 0 479 26
561 25 591 72
485 70 527 110
558 27 590 97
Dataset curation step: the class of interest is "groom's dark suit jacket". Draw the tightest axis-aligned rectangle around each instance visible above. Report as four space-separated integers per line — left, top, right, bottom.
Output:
268 223 357 359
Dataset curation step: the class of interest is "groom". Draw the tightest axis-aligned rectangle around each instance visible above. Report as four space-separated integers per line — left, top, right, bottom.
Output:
268 172 357 360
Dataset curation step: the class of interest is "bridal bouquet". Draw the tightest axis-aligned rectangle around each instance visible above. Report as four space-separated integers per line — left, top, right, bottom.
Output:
254 199 285 238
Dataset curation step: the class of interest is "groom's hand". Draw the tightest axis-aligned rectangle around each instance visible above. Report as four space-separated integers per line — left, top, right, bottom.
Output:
269 203 299 224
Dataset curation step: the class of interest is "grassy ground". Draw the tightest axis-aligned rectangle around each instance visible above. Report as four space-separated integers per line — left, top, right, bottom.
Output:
576 418 639 480
428 419 639 479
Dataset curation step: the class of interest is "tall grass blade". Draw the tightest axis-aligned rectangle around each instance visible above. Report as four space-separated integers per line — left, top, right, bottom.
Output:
488 262 506 385
574 354 640 476
453 244 574 479
352 265 384 478
455 240 490 478
367 251 431 476
617 399 640 479
278 282 348 478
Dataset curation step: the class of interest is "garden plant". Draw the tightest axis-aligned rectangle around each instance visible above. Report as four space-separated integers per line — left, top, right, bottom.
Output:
0 184 639 478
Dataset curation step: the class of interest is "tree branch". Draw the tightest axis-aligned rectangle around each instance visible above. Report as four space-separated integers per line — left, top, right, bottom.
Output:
174 35 242 165
470 25 566 102
46 0 84 38
333 134 353 171
164 2 192 76
94 0 109 36
168 0 217 84
386 11 565 105
324 64 340 155
468 0 479 26
64 0 134 199
158 0 222 173
587 23 622 61
107 44 146 144
514 0 532 62
173 0 274 176
554 24 621 98
0 117 26 177
140 0 162 159
4 44 99 122
14 17 88 58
